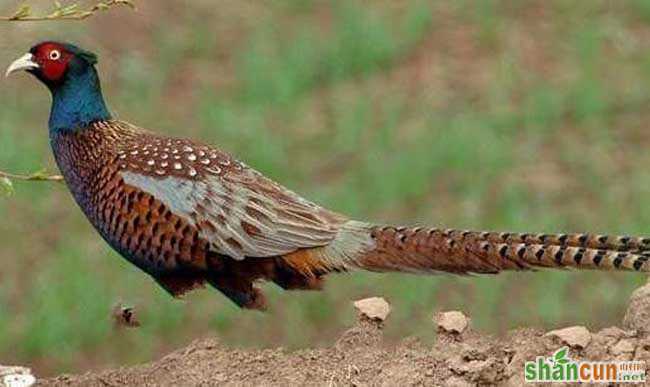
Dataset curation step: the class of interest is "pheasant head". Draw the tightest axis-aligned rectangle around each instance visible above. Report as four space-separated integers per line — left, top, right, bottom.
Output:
6 41 110 133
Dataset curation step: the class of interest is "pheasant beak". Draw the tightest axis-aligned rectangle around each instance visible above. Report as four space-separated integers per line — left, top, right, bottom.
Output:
5 53 39 77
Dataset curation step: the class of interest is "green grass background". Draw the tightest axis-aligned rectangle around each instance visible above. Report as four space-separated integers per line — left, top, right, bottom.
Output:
1 0 650 375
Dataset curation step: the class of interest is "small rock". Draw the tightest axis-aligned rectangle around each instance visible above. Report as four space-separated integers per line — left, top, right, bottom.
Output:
623 280 650 334
0 366 35 387
0 368 26 378
633 338 650 362
444 376 472 387
598 326 627 339
451 358 501 384
353 297 391 322
545 326 591 349
610 339 636 355
435 311 470 334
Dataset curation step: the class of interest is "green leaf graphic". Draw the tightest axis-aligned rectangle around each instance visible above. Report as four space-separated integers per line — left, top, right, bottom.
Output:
555 347 568 362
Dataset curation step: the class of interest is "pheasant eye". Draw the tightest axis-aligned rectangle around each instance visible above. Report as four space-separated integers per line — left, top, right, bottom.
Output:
49 50 61 60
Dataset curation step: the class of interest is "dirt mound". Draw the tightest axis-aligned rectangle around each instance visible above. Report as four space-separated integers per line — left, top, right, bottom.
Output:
11 283 650 386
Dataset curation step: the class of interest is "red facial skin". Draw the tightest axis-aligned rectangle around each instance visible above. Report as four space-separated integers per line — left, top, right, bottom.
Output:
31 43 73 83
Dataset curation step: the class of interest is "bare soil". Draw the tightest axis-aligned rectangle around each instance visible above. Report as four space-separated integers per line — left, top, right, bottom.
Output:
26 281 650 386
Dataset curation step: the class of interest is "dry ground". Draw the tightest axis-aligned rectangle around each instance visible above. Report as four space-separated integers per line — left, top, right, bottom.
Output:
25 281 650 386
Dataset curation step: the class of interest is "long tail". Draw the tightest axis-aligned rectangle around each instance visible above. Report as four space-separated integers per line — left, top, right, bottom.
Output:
285 221 650 275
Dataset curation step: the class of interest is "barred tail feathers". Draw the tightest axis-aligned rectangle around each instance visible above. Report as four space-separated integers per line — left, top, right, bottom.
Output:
297 222 650 275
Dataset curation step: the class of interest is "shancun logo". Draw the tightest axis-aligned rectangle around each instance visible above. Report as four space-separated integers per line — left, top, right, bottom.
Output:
524 347 646 383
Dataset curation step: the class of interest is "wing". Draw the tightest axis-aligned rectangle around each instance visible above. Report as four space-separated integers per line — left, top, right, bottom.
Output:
116 129 346 260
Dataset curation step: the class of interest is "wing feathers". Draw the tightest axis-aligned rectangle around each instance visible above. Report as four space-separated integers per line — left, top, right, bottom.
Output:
120 158 344 260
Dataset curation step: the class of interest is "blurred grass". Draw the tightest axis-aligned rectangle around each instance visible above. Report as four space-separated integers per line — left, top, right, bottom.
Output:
1 0 650 375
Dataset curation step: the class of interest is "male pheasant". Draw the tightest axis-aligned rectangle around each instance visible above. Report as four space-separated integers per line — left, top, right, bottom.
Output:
6 42 650 310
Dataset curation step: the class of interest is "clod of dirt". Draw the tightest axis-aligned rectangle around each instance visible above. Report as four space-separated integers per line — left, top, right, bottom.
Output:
37 282 650 386
444 376 473 387
598 326 629 339
610 339 636 356
544 326 591 349
0 366 35 387
623 279 650 335
337 297 390 350
111 303 140 328
435 311 470 334
353 297 391 322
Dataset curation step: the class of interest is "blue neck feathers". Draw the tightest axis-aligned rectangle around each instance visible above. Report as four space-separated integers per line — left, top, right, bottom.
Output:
49 66 111 134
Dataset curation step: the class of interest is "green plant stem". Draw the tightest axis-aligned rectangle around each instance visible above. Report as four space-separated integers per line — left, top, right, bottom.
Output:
0 170 63 182
0 0 134 22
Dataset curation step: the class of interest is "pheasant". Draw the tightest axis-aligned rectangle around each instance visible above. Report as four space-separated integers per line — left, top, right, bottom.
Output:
6 41 650 310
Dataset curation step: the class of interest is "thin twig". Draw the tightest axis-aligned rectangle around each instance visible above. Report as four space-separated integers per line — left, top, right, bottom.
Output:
0 0 135 22
0 169 63 182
